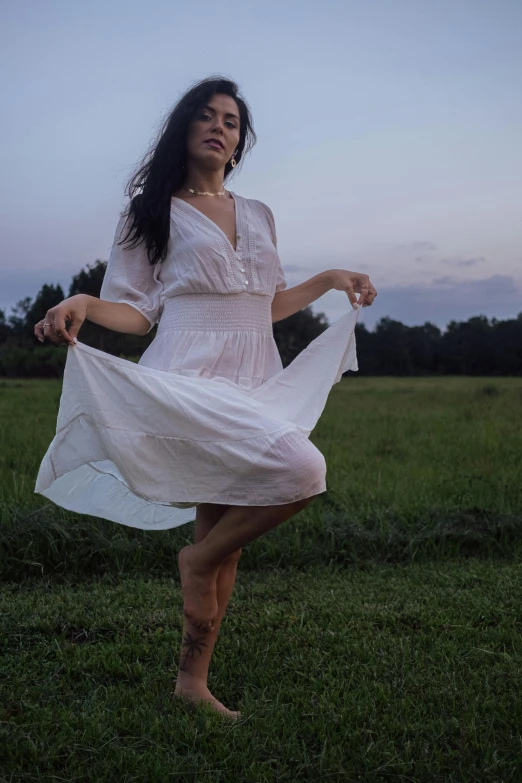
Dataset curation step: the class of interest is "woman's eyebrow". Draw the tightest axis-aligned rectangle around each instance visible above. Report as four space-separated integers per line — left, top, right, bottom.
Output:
203 104 239 121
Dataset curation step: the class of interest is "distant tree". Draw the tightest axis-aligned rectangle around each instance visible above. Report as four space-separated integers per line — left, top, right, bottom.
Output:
348 322 375 374
349 314 521 377
406 322 442 374
441 315 494 375
489 315 522 375
3 257 522 377
68 260 107 299
7 296 34 341
372 317 415 375
0 309 13 345
273 305 328 367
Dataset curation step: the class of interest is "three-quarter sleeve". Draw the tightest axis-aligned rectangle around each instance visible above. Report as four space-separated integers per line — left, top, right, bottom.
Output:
275 257 288 292
100 212 164 333
256 200 288 293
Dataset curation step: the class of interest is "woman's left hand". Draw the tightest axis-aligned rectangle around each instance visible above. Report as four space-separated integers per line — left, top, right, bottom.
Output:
327 269 378 309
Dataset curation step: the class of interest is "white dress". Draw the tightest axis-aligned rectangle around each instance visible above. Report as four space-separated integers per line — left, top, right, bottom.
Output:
34 192 359 530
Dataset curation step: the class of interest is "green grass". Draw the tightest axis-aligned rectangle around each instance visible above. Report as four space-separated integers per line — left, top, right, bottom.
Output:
0 560 522 783
1 377 522 579
2 562 521 781
1 376 522 780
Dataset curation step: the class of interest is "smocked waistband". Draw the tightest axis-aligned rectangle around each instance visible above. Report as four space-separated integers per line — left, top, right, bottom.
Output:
157 292 273 333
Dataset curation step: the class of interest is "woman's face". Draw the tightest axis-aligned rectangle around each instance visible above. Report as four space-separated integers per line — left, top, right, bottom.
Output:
186 93 241 171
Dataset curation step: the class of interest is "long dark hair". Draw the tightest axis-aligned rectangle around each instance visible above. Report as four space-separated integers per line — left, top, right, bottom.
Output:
118 75 257 265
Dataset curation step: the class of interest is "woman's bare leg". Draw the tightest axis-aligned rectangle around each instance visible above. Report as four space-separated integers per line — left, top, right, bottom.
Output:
174 503 243 718
178 495 316 633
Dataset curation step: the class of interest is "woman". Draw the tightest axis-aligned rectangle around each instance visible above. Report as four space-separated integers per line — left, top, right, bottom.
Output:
34 76 377 719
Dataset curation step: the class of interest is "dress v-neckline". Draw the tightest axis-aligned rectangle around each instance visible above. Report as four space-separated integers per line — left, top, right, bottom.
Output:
171 190 239 255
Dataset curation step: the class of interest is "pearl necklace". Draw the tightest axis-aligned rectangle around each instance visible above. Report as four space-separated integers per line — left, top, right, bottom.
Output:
184 185 227 197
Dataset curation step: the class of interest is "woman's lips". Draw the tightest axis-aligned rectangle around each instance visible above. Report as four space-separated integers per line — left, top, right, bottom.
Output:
204 140 223 150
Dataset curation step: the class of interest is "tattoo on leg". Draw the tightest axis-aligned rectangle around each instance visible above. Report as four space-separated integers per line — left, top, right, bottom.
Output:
179 632 209 672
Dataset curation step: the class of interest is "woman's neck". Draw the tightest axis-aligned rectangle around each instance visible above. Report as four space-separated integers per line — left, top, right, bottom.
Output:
182 168 225 195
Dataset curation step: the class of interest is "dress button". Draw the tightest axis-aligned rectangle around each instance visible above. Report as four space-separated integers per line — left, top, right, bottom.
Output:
244 280 249 285
240 267 245 272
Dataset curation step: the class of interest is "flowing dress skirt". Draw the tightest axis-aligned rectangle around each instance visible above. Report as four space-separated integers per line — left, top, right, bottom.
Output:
34 298 359 530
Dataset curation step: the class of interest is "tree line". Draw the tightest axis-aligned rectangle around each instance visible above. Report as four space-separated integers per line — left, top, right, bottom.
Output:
1 260 521 377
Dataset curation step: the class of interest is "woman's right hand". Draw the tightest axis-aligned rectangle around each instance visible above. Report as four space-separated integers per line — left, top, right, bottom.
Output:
34 294 89 347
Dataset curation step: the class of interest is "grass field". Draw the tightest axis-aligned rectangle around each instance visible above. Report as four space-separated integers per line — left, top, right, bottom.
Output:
1 376 522 781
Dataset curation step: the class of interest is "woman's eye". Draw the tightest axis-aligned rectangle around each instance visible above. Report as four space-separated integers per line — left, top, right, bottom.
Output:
199 113 236 129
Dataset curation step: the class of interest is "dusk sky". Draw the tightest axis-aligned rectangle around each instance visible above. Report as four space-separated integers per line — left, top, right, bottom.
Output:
1 0 521 330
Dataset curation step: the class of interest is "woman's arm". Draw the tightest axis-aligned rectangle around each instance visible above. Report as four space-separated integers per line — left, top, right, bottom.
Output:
271 271 333 323
35 293 152 346
84 295 152 336
271 268 377 323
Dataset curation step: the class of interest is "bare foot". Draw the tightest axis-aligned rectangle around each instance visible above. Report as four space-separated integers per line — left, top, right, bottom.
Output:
178 545 219 632
173 680 241 719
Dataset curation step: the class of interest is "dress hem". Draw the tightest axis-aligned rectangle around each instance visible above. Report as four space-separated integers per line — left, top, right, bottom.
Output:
35 460 327 531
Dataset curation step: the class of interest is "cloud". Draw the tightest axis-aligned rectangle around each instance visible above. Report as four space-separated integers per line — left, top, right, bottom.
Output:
441 256 487 267
431 275 458 285
321 274 522 330
369 275 522 327
395 241 438 253
399 246 486 269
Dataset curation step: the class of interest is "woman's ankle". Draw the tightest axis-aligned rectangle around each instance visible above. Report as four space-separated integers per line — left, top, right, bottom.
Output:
175 670 208 688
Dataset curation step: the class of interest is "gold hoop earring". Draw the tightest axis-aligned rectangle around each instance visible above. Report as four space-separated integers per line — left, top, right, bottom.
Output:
230 153 237 168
